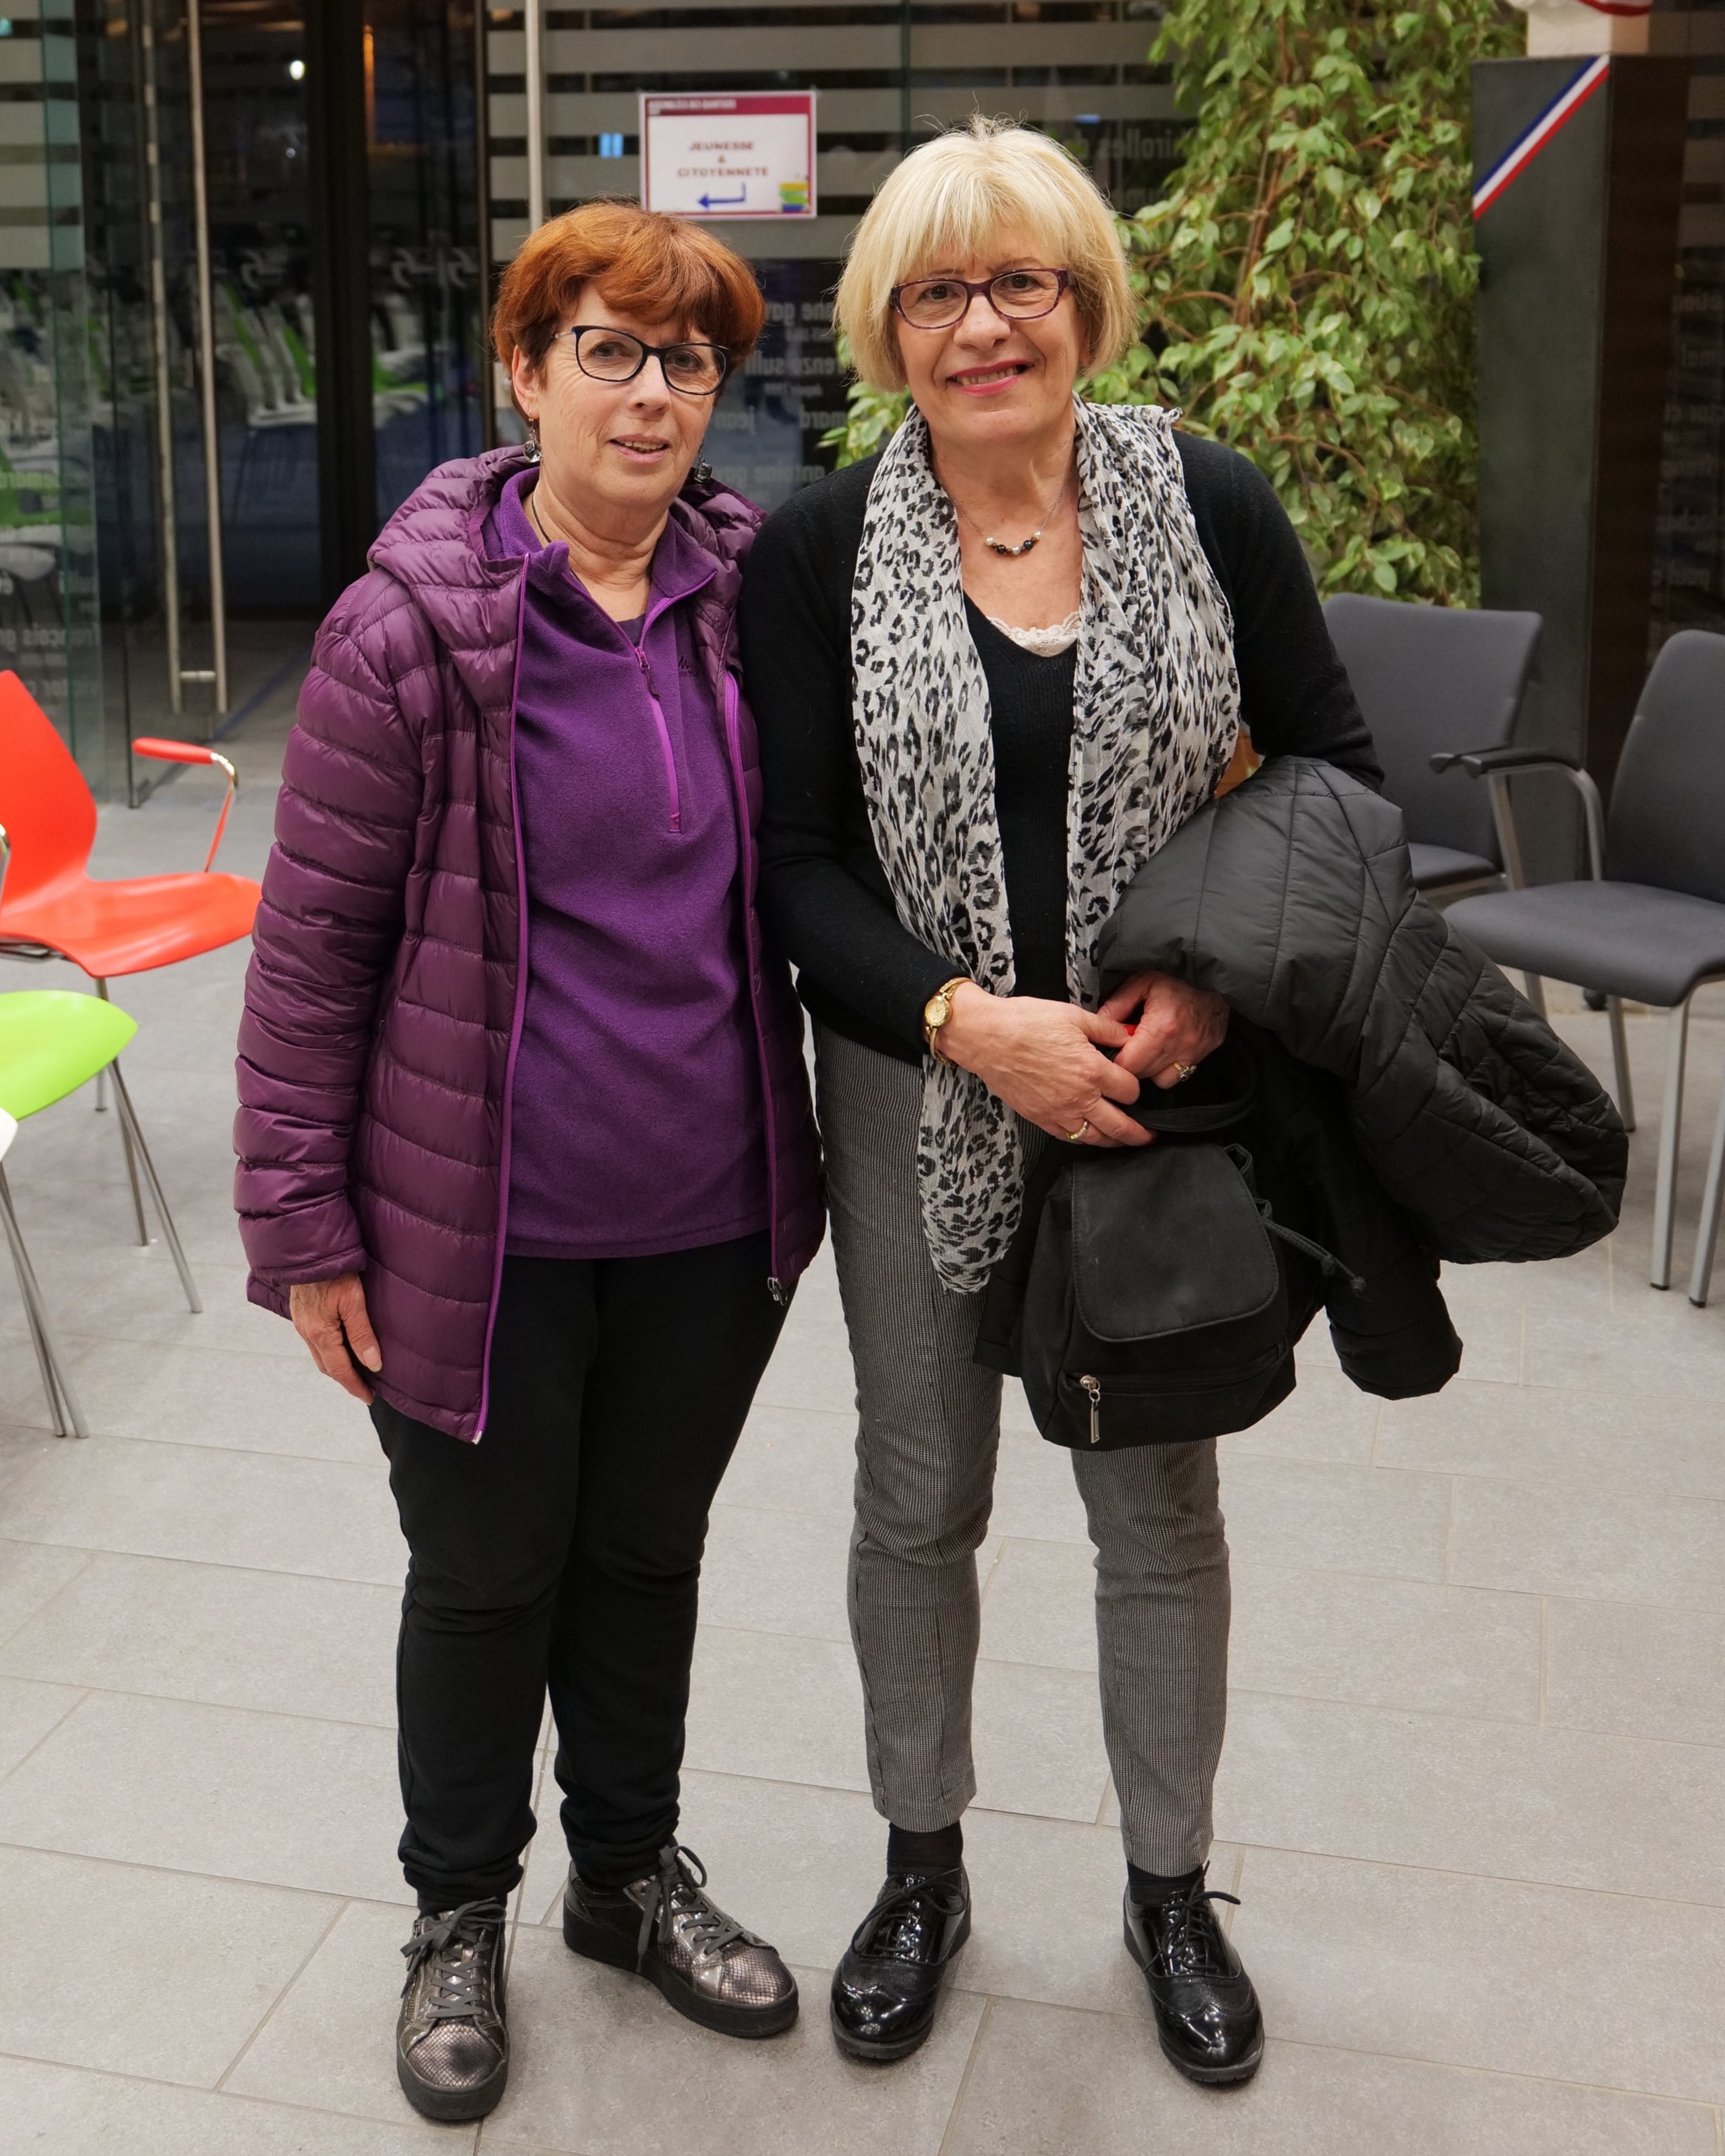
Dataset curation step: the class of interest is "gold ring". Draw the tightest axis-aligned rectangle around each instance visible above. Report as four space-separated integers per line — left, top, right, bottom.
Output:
1064 1119 1090 1142
1171 1062 1198 1084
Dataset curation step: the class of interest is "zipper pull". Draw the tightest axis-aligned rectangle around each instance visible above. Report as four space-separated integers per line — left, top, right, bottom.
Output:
768 1276 788 1307
1079 1374 1101 1446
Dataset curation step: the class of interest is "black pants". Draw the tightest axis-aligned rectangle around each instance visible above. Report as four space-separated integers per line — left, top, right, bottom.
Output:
372 1235 789 1907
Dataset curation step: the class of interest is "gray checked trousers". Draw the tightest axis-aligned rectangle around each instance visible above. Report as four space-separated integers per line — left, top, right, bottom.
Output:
815 1025 1232 1874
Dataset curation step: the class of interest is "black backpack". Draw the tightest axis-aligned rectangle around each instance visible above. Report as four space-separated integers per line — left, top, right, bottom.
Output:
975 1039 1360 1451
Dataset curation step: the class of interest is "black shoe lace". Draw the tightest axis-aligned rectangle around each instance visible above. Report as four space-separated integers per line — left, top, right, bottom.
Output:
636 1843 747 1969
1145 1871 1240 1980
855 1871 965 1963
401 1898 507 2020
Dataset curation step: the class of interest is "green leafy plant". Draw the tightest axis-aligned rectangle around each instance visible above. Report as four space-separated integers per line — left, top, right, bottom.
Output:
829 0 1518 604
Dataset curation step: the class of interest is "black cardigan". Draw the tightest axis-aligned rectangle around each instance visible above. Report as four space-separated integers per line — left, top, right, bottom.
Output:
738 430 1382 1064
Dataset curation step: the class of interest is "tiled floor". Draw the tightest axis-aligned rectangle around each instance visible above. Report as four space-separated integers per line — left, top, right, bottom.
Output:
2 681 1724 2152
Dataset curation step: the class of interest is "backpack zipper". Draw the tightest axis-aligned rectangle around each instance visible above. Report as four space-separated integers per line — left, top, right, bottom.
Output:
1079 1374 1101 1445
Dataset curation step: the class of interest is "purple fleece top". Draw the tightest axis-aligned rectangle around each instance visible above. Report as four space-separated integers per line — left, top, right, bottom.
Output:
485 471 767 1259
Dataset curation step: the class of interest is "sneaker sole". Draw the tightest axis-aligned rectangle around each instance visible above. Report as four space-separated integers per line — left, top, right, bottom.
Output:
396 2047 508 2123
562 1904 799 2039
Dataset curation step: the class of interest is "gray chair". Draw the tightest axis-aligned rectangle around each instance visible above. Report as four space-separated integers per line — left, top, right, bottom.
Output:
1439 630 1725 1304
1323 593 1544 895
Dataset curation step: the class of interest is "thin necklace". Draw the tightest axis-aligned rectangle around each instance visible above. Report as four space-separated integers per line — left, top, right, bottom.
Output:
948 465 1074 558
525 485 651 613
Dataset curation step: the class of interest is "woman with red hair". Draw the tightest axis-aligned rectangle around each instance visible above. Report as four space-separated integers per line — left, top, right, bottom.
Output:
234 202 822 2120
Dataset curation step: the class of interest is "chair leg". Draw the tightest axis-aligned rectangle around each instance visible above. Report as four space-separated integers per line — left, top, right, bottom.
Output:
1652 999 1692 1290
1607 997 1637 1133
94 983 149 1245
1522 972 1548 1019
1691 1074 1725 1309
0 1165 89 1438
108 1064 201 1314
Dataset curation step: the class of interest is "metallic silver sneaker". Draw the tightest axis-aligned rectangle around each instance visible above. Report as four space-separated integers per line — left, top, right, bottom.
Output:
562 1842 798 2039
396 1898 510 2122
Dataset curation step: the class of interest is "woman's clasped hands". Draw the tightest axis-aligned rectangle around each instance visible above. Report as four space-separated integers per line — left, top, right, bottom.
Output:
936 969 1228 1147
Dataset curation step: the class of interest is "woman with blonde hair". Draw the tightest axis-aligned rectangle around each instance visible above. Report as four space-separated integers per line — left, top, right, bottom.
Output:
741 119 1379 2083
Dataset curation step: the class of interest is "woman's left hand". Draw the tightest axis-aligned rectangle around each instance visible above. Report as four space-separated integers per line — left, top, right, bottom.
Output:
1100 970 1228 1090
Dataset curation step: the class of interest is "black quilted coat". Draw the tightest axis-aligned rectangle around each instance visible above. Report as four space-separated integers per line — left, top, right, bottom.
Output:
1090 757 1627 1399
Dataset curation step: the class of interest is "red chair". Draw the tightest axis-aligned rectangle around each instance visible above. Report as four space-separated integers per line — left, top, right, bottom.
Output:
0 671 261 1242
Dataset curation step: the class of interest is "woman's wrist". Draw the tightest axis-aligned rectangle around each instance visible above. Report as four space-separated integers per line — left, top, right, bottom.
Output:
936 981 1003 1072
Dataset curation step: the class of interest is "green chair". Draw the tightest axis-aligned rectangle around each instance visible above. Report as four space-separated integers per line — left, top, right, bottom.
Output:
0 827 200 1439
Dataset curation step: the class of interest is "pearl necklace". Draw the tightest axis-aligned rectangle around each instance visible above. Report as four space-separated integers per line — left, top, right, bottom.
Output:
949 465 1074 557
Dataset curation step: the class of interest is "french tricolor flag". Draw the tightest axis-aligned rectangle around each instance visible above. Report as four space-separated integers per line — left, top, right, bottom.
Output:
1473 56 1612 221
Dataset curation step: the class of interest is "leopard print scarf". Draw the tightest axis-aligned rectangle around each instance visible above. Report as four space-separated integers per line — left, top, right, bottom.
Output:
850 398 1241 1292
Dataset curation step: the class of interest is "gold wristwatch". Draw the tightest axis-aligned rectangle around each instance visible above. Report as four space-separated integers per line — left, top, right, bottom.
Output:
922 976 971 1062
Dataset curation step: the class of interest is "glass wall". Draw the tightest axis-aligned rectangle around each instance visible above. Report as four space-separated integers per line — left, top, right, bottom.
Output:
0 1 105 788
482 0 1185 510
369 0 487 527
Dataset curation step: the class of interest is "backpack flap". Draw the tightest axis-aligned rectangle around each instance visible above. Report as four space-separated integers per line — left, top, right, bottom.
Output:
1070 1144 1282 1342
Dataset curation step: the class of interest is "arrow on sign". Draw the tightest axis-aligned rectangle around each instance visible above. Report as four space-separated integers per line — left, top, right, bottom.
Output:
697 187 747 209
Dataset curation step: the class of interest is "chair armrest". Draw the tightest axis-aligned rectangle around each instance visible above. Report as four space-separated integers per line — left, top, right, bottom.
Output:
1429 747 1579 778
1428 746 1604 880
132 738 239 873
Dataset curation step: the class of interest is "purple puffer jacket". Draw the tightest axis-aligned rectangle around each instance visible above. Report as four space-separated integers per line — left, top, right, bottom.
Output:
234 446 824 1441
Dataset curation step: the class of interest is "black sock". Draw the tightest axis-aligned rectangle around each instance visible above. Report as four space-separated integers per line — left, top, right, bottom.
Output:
1127 1860 1203 1908
886 1820 964 1874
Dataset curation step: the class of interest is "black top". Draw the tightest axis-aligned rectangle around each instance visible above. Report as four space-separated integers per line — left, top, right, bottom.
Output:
738 430 1382 1065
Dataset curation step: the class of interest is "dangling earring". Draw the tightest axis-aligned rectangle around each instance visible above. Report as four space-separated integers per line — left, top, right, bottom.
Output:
525 421 542 464
691 458 713 484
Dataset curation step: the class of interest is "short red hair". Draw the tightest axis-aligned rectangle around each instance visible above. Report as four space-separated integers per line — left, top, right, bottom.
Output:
491 200 766 386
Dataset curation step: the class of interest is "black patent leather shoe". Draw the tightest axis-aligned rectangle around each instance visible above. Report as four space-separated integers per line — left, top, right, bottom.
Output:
1123 1871 1264 2086
830 1866 970 2064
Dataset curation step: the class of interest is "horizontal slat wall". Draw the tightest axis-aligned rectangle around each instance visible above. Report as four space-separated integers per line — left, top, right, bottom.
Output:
486 1 1176 260
483 0 1178 503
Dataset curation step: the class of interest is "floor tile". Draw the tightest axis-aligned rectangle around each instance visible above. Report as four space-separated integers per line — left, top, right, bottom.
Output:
1544 1595 1725 1747
0 1434 407 1585
0 1418 59 1494
970 1656 1109 1823
683 1625 869 1793
1448 1475 1725 1609
701 1504 851 1643
983 1431 1091 1543
1217 1368 1380 1465
0 1536 91 1643
480 1925 985 2156
11 1335 378 1460
1215 1691 1725 1904
719 1403 856 1519
0 1553 400 1726
0 1671 84 1775
941 1995 1718 2155
225 1897 467 2128
0 2054 474 2153
1229 1563 1542 1721
978 1537 1097 1670
1522 1300 1725 1399
0 1690 413 1903
1233 1844 1725 2104
0 1845 338 2085
1217 1455 1453 1582
1379 1377 1725 1500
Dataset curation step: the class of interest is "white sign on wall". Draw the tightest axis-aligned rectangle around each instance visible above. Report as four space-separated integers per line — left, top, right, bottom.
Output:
639 93 818 221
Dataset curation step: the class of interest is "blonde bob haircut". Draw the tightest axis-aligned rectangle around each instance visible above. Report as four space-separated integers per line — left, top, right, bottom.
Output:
836 118 1135 393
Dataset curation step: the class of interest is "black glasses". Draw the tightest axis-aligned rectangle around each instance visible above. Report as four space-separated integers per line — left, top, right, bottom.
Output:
890 267 1073 332
561 325 730 397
